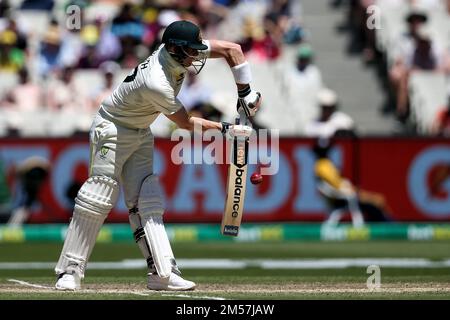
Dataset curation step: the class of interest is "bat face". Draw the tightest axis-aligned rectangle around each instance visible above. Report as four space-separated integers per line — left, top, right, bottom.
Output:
221 136 249 236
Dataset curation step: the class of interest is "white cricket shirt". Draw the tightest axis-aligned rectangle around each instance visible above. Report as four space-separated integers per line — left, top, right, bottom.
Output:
100 43 209 129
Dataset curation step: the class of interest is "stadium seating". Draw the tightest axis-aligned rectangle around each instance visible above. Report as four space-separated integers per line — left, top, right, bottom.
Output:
13 10 50 38
0 1 447 137
374 0 450 135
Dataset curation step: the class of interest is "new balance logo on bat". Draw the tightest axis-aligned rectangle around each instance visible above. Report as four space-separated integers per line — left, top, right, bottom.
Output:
231 168 245 218
237 151 245 166
223 225 239 236
234 140 247 168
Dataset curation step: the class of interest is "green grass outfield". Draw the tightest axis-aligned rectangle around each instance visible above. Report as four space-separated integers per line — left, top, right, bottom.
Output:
1 240 449 300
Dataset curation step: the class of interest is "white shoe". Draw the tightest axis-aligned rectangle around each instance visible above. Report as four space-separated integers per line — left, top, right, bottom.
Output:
147 272 196 291
55 273 81 291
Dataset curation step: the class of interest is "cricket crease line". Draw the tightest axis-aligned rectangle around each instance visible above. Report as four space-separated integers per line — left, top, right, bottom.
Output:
161 293 226 300
4 281 224 299
130 292 150 297
8 279 53 289
6 279 226 299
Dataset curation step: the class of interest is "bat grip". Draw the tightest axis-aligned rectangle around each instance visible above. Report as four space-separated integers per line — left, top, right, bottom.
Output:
238 109 250 126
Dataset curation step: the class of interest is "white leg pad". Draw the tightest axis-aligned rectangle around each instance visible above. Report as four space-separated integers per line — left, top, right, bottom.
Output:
137 175 175 278
55 176 119 278
129 209 156 273
142 215 172 278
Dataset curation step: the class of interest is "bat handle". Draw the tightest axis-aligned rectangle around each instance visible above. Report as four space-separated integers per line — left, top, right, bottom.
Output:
238 109 249 126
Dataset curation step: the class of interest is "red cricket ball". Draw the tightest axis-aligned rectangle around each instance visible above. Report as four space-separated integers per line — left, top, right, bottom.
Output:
250 172 263 185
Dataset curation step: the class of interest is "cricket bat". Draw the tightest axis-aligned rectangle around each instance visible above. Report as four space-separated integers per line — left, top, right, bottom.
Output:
221 109 251 236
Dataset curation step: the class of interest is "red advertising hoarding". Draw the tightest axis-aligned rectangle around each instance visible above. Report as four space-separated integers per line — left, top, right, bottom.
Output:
0 137 449 223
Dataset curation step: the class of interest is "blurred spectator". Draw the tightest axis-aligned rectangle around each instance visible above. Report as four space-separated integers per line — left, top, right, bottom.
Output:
141 7 163 52
7 156 50 225
91 61 120 110
94 17 122 64
193 0 231 30
284 43 322 94
409 28 446 72
77 45 98 69
119 36 141 68
390 24 447 120
46 66 89 112
178 70 213 111
60 33 84 70
111 3 144 67
37 20 64 77
0 68 43 111
268 0 304 45
78 17 122 69
239 17 264 54
260 12 283 60
388 10 427 118
58 1 87 69
432 95 450 137
313 138 391 228
175 0 216 30
313 138 365 228
20 0 54 11
393 10 428 60
4 18 28 52
304 89 355 138
0 30 25 73
241 16 282 62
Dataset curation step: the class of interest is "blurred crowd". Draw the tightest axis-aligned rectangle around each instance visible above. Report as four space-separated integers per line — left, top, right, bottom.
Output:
335 0 450 136
0 0 306 137
0 0 449 138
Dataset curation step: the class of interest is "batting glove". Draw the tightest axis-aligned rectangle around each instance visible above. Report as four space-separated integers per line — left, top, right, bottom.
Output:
237 87 262 117
221 122 253 140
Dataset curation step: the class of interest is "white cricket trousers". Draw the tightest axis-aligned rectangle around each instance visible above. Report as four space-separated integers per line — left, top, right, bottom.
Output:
90 113 154 209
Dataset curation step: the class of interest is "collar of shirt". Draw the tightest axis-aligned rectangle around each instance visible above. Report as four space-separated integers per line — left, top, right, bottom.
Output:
159 44 187 79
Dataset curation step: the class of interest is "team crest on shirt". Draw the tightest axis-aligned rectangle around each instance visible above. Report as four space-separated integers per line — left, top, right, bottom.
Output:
100 146 109 159
176 74 185 84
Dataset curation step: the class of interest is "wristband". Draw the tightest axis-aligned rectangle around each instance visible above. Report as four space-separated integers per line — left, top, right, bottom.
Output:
238 86 251 98
231 61 252 84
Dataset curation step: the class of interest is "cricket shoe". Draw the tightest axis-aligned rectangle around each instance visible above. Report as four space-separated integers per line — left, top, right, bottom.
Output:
55 272 81 291
147 272 196 291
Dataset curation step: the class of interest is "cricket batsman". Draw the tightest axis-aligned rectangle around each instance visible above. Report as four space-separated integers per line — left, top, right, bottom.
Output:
54 20 262 291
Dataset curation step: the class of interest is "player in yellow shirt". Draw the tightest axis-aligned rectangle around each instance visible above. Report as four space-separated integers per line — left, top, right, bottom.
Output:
313 138 364 228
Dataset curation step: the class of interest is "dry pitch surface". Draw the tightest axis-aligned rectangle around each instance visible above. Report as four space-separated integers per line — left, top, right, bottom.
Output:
1 280 450 300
